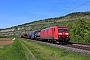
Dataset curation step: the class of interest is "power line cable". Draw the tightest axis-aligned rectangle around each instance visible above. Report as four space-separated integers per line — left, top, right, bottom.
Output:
42 0 90 21
42 0 61 19
66 0 79 8
54 0 79 17
62 0 90 16
53 0 90 25
42 0 79 19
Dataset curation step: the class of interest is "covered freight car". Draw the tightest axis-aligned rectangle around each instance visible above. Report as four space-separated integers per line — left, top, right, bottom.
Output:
28 31 34 39
28 30 40 40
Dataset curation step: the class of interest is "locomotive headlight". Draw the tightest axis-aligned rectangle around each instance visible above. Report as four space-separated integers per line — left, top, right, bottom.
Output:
59 33 62 35
65 33 69 35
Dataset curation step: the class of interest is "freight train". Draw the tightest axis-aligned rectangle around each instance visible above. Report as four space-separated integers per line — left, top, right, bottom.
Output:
21 26 70 44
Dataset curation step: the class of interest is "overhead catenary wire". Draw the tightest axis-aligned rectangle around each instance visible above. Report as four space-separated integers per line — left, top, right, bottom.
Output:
66 0 79 8
42 0 80 20
54 0 79 18
54 0 90 23
62 0 90 16
42 0 90 21
42 0 61 19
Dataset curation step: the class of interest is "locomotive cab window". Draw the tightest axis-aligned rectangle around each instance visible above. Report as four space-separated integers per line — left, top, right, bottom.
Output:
63 28 68 31
58 28 68 32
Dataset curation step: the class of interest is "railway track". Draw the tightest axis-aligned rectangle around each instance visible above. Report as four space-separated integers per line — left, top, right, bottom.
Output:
72 44 90 48
19 40 37 60
67 44 90 51
30 40 90 56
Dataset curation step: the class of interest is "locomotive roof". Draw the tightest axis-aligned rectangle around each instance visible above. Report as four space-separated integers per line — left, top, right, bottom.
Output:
54 26 68 28
41 26 68 31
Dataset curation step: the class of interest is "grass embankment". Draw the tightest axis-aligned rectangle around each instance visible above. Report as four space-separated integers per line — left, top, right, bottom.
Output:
19 40 35 60
20 39 51 60
0 38 26 60
21 38 90 60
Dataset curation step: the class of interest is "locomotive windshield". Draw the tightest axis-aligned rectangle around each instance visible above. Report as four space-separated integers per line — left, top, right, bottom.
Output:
58 28 68 32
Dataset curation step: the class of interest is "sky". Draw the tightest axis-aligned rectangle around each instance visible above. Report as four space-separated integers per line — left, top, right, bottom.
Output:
0 0 90 28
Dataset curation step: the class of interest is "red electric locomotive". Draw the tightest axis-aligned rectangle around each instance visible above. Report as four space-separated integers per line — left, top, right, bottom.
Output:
40 26 70 44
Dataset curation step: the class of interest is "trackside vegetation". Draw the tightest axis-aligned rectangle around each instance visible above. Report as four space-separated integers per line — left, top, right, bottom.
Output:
0 38 90 60
20 41 35 60
20 39 51 60
67 18 90 43
0 38 26 60
20 38 90 60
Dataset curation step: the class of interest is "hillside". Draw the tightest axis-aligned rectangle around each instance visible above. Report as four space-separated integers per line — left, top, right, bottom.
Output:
0 11 90 43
